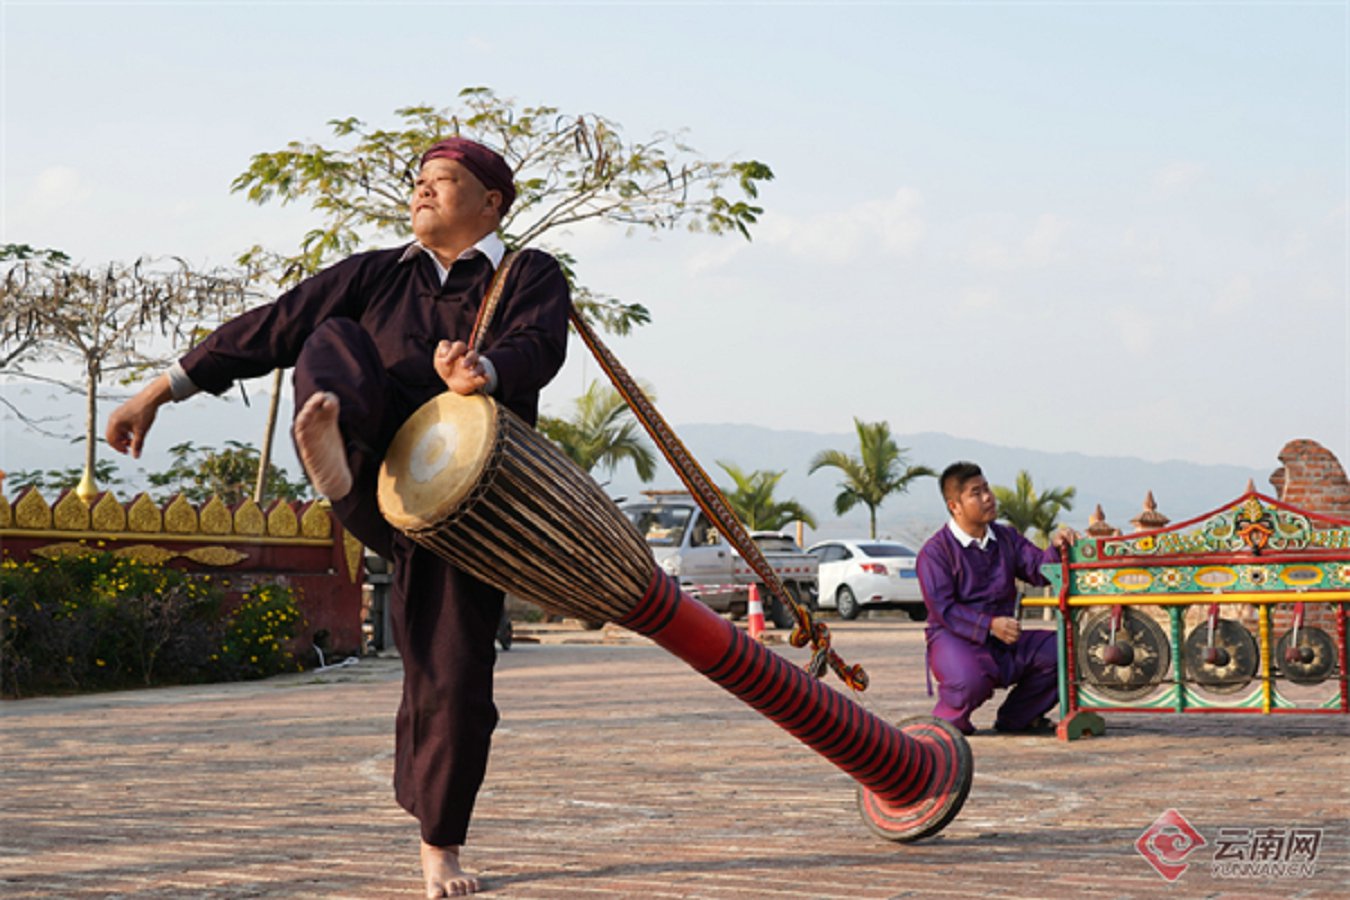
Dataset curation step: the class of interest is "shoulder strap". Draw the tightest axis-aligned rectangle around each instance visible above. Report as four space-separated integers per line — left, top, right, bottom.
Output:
468 250 518 352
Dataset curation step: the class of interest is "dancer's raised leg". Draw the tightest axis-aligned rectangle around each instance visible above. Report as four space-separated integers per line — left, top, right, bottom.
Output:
293 391 353 501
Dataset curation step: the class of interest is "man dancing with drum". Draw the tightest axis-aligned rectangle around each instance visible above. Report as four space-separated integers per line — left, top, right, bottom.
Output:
917 462 1076 736
107 137 571 897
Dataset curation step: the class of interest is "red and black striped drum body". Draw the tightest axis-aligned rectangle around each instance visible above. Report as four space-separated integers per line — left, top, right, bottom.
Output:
623 567 971 841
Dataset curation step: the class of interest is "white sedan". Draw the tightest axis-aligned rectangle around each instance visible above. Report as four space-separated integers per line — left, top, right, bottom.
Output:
806 539 927 621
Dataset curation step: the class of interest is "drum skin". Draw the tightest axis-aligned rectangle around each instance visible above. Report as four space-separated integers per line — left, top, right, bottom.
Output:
378 392 654 622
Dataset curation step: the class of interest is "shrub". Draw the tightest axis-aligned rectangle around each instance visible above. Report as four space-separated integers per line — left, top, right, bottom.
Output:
216 582 306 680
0 550 304 697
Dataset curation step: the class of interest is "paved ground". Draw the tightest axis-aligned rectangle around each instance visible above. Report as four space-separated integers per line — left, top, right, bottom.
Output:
2 618 1346 899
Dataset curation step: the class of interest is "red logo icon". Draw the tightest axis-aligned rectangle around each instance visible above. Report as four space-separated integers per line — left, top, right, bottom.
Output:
1136 809 1208 882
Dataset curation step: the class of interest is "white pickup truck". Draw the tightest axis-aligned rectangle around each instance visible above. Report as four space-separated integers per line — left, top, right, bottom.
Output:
621 491 818 628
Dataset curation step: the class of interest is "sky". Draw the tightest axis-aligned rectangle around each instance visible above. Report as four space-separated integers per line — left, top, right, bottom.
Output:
2 0 1348 487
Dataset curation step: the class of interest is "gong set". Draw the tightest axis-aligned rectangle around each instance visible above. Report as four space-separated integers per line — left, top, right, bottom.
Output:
1029 491 1348 738
1072 602 1335 701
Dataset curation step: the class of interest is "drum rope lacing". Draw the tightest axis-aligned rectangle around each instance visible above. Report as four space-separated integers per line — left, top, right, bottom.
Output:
567 309 869 693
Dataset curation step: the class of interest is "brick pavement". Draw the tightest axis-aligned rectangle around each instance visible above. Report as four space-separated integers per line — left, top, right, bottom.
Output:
2 619 1345 899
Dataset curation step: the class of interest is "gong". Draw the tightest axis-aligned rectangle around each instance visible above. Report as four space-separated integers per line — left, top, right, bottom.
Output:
1275 626 1337 685
1183 618 1259 694
1077 608 1171 701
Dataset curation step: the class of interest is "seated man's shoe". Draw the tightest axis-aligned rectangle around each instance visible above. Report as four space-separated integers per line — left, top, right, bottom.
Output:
993 715 1056 736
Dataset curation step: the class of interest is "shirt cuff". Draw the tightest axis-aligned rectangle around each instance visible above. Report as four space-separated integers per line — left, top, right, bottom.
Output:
479 356 499 395
166 362 201 402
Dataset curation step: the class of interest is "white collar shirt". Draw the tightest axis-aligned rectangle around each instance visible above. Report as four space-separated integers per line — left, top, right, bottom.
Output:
947 519 997 551
399 232 506 285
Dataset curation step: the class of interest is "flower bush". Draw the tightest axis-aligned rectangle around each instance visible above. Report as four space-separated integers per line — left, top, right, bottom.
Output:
217 582 306 680
0 550 305 697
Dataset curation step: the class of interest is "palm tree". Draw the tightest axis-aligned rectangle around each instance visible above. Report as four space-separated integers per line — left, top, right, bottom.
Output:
537 380 657 483
808 418 936 538
994 470 1076 546
717 461 817 531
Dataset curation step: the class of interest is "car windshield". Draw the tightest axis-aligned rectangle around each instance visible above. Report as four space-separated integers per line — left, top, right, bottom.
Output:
625 505 694 547
859 542 915 558
753 535 799 553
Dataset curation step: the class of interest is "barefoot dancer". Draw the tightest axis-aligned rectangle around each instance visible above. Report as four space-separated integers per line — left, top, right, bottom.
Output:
107 138 570 897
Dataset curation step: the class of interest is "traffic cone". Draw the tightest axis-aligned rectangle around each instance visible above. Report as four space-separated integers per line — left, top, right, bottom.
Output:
747 584 765 641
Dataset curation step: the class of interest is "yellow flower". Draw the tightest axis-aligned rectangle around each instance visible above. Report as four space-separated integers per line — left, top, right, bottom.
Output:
96 659 106 667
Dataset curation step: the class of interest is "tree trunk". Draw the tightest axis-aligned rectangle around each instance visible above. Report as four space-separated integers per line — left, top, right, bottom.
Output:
253 369 284 503
77 361 99 502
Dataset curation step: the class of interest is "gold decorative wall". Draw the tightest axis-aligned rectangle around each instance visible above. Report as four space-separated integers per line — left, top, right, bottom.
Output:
0 488 354 582
2 487 366 653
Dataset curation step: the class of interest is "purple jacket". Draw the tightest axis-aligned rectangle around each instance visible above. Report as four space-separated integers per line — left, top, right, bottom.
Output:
916 522 1059 644
179 245 570 425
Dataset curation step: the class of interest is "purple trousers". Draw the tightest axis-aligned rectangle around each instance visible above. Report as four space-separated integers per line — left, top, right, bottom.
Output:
927 627 1058 735
293 319 502 847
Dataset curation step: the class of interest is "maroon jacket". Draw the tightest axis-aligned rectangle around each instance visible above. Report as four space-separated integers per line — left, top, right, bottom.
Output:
179 245 570 424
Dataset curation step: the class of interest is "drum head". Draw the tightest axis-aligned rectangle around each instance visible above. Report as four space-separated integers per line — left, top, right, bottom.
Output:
378 392 498 531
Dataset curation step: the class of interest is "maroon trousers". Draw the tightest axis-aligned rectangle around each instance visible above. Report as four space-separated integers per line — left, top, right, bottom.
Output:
293 319 502 846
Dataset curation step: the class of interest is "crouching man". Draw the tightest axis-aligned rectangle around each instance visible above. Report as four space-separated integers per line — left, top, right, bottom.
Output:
916 461 1076 735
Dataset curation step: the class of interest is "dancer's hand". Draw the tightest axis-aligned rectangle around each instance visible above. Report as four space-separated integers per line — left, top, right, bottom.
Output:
434 340 489 395
106 375 171 459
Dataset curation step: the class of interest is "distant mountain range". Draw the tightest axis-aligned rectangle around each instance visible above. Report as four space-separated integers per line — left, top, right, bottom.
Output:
601 423 1274 547
2 383 1276 547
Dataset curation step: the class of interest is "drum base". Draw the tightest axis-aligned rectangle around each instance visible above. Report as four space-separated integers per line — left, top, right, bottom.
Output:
856 716 973 842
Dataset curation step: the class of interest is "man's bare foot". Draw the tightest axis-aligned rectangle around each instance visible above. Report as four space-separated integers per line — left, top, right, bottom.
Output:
293 392 352 501
420 841 480 897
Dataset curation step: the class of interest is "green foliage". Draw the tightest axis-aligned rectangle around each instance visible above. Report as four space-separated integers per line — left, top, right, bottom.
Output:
808 419 936 539
231 86 773 334
9 459 128 493
716 461 816 531
537 380 657 483
994 470 1077 547
0 243 71 265
217 583 305 680
0 550 307 696
146 440 313 506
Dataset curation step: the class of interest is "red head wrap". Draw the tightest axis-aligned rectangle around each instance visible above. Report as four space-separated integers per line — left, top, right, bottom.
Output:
419 137 516 215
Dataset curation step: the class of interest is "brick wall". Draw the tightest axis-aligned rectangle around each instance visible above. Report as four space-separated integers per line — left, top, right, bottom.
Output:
1269 438 1350 518
1269 439 1348 632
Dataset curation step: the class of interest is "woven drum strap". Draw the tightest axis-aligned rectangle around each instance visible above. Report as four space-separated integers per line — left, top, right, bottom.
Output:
467 251 519 352
569 308 868 692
